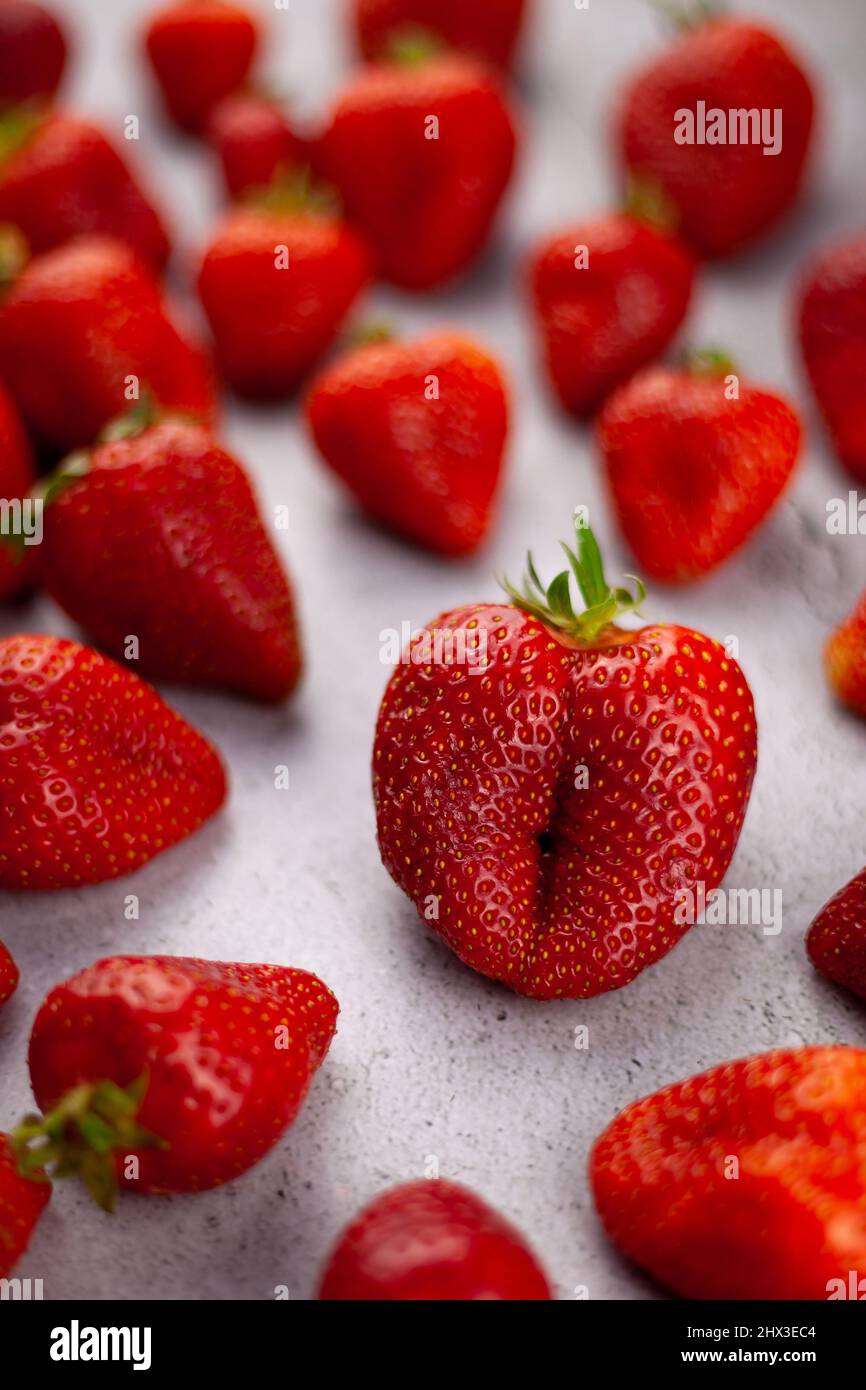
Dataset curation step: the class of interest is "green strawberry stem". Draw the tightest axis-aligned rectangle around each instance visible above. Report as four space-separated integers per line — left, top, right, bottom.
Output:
624 177 680 236
0 104 44 167
684 347 738 378
386 25 446 66
502 516 646 644
650 0 723 30
346 321 395 348
12 1075 167 1214
0 222 28 289
244 165 340 218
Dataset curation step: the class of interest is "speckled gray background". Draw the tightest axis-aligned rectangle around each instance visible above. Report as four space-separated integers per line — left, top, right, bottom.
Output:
2 0 865 1301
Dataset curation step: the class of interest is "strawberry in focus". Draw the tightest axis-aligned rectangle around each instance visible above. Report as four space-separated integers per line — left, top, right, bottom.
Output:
306 331 508 556
16 955 338 1204
0 1133 48 1277
808 867 866 1002
0 634 226 890
0 376 39 601
799 232 866 482
0 0 67 110
353 0 527 70
825 586 866 719
143 0 258 133
373 519 757 998
0 942 19 1006
599 357 801 582
318 1179 551 1299
591 1046 866 1299
206 91 308 202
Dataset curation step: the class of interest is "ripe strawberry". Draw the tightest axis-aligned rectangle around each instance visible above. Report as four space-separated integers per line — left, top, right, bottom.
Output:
0 0 67 110
0 234 215 452
808 867 866 1001
319 54 517 290
42 417 302 702
319 1179 551 1300
354 0 526 70
373 519 757 998
306 332 508 556
0 1133 48 1276
529 211 695 419
0 634 226 889
825 587 866 719
0 376 40 602
0 941 19 1005
591 1046 866 1300
599 358 801 582
799 233 866 482
197 205 369 399
0 111 171 269
15 955 338 1205
144 0 258 133
206 91 307 202
618 17 815 257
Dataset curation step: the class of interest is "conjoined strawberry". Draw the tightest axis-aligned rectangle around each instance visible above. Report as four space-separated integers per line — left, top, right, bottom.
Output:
0 942 19 1006
808 866 866 1002
143 0 258 133
14 955 338 1204
799 232 866 483
0 1133 48 1276
353 0 527 70
0 634 226 889
373 517 757 998
825 586 866 719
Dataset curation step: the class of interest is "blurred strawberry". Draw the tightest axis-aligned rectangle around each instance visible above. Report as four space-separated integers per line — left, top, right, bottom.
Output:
144 0 258 133
0 942 18 1006
0 374 39 601
354 0 527 70
0 1133 48 1276
206 91 307 201
799 232 866 482
808 866 866 1003
0 0 67 110
825 586 866 719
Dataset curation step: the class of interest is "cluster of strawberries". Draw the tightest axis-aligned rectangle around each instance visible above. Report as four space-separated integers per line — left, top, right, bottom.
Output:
1 0 866 1303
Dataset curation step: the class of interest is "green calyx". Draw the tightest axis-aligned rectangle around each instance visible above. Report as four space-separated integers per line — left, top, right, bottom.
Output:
0 222 28 290
684 346 738 379
651 0 724 31
244 165 340 219
624 176 680 236
385 25 446 65
0 104 44 167
13 1074 167 1214
502 516 646 644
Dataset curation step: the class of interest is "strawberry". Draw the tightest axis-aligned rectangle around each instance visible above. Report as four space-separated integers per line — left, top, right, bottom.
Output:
599 357 801 582
197 204 369 399
373 519 757 998
353 0 527 70
0 111 171 269
143 0 258 134
0 634 226 889
0 234 215 453
0 0 67 110
808 868 866 1002
825 587 866 719
206 91 307 202
0 1133 48 1276
618 15 815 257
529 211 695 419
318 1179 551 1300
306 331 508 556
0 374 40 602
799 232 866 482
591 1045 866 1300
0 941 19 1005
319 54 517 290
42 416 302 702
15 955 338 1205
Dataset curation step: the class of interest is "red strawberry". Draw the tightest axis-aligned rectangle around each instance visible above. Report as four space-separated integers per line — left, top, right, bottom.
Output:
808 867 866 1002
373 519 757 998
599 358 801 582
306 331 508 556
0 111 170 269
42 417 302 702
799 232 866 482
529 211 695 419
0 634 226 889
0 0 67 110
0 376 40 601
0 234 216 452
206 91 307 202
319 55 517 290
15 955 338 1205
354 0 526 70
825 587 866 719
618 17 815 257
591 1046 866 1300
197 205 369 399
143 0 258 133
0 941 19 1005
0 1133 48 1276
319 1179 551 1300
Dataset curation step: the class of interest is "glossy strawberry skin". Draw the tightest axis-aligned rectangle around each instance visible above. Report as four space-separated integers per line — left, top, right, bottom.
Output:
374 605 756 999
808 867 866 1001
206 92 307 201
320 56 517 290
0 1133 49 1277
0 0 66 109
198 208 370 399
0 942 19 1006
0 381 39 602
799 234 866 482
319 1179 550 1300
29 956 338 1194
144 0 258 133
0 635 226 890
0 114 171 270
354 0 526 70
825 588 866 719
530 214 695 419
307 333 508 555
0 236 216 453
42 422 302 702
618 20 815 258
599 367 801 582
592 1046 866 1300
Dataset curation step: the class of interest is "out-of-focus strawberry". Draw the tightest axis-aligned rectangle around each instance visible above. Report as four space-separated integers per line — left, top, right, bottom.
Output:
143 0 258 133
206 91 307 201
825 586 866 719
353 0 527 70
0 374 39 601
0 942 18 1006
0 1133 48 1276
799 232 866 482
0 0 67 111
